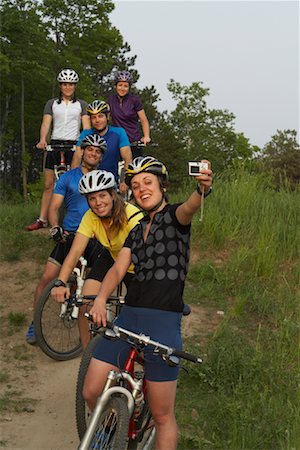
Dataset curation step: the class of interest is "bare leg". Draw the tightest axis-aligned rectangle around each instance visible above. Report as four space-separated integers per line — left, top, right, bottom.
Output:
79 279 101 349
34 261 60 308
39 169 55 222
147 380 178 450
83 358 119 410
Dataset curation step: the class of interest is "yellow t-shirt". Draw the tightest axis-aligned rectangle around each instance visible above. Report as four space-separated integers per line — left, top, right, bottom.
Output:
77 203 143 273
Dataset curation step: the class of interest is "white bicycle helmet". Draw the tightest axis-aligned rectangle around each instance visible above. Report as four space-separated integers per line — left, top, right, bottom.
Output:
87 100 110 115
81 134 107 153
125 156 169 186
79 170 116 194
114 71 133 85
57 69 79 83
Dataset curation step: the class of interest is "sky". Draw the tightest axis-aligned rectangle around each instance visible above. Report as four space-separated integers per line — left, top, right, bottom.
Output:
110 1 299 148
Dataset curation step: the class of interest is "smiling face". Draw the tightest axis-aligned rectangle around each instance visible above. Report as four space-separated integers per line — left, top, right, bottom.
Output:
90 113 108 133
87 190 113 218
115 81 130 97
131 172 165 212
82 146 103 170
60 82 76 99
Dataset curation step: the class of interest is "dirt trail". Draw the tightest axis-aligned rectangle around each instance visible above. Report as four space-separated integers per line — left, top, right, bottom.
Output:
0 260 223 449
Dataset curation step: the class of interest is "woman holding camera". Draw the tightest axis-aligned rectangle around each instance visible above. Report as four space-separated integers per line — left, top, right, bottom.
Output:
84 156 212 450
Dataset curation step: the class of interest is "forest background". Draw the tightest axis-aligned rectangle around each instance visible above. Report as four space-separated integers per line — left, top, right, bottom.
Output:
0 1 299 450
0 0 299 198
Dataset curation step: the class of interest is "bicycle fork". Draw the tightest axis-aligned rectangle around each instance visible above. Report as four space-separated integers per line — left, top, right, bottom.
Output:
60 257 87 318
77 371 135 450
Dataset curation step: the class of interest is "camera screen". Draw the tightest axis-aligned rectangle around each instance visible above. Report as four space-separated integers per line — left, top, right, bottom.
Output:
190 165 200 174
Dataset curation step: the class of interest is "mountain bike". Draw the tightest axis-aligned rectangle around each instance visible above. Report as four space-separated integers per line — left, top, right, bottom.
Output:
34 261 125 361
34 256 88 361
76 319 202 450
45 141 77 180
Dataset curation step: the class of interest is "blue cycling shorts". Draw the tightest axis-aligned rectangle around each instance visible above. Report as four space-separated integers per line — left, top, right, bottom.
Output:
92 305 182 382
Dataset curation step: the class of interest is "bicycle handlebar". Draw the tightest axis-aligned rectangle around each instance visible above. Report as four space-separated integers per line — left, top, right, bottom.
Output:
67 294 125 307
86 319 202 364
45 144 77 152
130 141 159 148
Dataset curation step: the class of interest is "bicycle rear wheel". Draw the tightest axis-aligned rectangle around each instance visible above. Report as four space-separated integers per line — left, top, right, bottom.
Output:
34 278 82 361
76 334 101 439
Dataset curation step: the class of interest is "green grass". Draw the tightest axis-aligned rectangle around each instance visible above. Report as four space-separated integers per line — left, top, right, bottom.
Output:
0 390 37 413
8 312 27 328
0 203 52 261
173 169 300 450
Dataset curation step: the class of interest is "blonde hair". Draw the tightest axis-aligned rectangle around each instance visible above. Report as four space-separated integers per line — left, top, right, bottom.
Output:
108 190 128 235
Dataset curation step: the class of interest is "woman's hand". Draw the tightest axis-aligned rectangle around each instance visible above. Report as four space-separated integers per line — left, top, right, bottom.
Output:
195 160 212 193
89 299 107 327
140 136 151 145
51 286 70 303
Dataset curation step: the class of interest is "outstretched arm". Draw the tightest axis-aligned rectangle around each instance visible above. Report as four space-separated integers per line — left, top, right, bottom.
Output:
176 160 212 226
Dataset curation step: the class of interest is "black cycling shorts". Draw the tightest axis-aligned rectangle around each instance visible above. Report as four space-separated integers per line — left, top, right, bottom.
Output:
48 235 102 267
87 248 134 289
44 140 76 171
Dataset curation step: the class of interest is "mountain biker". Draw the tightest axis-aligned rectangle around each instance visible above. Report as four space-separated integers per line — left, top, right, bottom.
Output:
108 70 151 158
51 169 144 348
26 69 90 232
25 134 105 344
84 156 212 450
71 100 132 195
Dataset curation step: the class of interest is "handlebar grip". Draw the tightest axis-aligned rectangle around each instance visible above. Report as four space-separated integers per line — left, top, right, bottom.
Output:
172 348 202 363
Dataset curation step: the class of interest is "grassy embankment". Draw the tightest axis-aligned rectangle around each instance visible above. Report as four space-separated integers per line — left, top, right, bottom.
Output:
0 169 299 449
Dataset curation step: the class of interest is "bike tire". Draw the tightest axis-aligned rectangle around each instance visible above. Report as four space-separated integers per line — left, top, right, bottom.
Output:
34 278 82 361
88 395 130 450
128 402 156 450
76 334 101 440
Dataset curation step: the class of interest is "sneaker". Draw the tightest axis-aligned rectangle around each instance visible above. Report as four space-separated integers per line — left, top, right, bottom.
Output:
26 322 36 345
25 219 48 231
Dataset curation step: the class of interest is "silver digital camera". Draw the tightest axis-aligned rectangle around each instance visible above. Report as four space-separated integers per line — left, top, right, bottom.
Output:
188 161 208 176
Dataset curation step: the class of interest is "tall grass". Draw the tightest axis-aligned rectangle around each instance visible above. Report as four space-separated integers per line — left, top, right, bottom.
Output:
0 203 52 261
172 168 300 449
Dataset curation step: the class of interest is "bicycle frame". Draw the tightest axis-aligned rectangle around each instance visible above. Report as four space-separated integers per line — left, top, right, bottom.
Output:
78 342 152 450
45 144 76 180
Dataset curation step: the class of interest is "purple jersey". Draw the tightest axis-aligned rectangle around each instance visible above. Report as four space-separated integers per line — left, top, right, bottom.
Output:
108 93 144 143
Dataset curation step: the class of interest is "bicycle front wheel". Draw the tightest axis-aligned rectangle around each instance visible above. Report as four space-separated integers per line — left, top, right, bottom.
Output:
88 396 129 450
34 278 82 361
76 334 101 439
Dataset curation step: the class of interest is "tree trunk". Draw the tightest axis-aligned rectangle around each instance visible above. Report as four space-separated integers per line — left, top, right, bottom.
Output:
21 75 27 201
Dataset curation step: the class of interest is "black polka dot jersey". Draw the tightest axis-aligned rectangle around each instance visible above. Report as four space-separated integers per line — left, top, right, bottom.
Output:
123 204 191 312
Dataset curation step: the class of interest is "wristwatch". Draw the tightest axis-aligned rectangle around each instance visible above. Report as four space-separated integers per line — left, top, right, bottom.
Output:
196 185 212 197
53 279 67 288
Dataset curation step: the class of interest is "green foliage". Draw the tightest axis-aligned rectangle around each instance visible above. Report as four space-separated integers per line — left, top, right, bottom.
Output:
166 80 257 173
260 129 300 188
